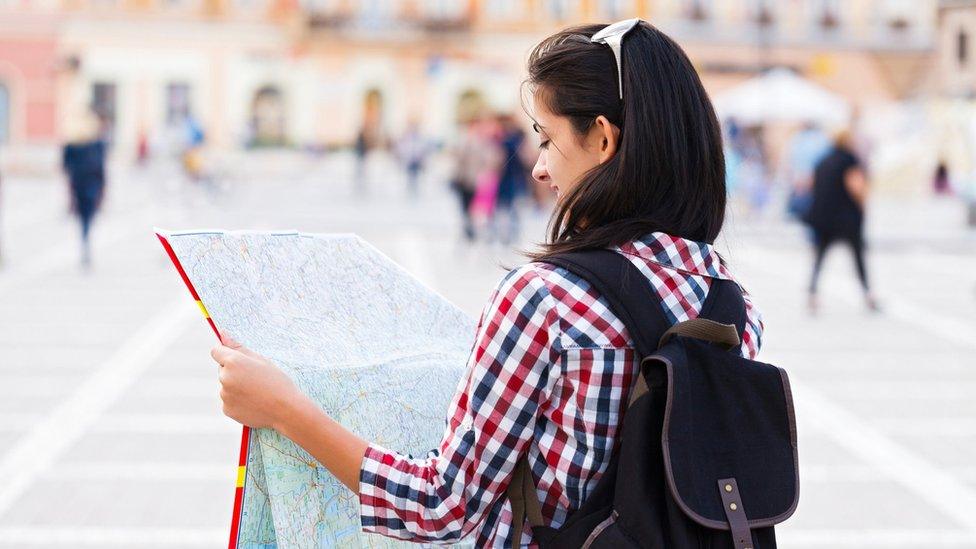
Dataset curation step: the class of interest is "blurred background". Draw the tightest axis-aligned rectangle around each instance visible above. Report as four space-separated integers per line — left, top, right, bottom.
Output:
1 0 976 547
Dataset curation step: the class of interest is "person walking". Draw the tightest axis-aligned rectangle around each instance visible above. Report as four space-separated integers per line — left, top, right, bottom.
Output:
209 20 764 547
451 116 499 242
62 109 107 269
492 114 529 245
395 118 430 199
804 130 878 313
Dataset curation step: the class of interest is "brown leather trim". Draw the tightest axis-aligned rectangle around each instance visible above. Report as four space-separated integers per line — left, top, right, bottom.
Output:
581 510 618 549
778 367 799 449
717 478 753 549
659 318 741 350
627 371 649 408
650 353 801 530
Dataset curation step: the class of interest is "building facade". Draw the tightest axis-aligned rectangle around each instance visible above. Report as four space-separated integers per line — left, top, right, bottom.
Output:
0 0 944 169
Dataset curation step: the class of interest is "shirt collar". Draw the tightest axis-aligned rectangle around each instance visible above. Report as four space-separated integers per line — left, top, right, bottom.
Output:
614 232 729 279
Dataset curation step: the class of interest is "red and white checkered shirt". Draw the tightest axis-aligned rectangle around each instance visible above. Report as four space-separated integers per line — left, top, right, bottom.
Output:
358 232 763 547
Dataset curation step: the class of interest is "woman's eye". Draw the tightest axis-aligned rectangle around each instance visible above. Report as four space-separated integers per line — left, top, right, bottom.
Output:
538 139 550 150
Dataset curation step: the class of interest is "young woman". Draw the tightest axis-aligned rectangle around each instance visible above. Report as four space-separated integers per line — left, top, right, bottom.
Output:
211 20 763 547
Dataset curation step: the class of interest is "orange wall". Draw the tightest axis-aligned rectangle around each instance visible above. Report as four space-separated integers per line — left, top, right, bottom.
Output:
0 36 59 143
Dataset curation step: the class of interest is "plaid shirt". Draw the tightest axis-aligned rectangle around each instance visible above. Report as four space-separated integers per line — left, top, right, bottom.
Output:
359 232 763 547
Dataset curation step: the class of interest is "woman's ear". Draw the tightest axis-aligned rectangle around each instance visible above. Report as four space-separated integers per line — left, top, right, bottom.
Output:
592 115 620 164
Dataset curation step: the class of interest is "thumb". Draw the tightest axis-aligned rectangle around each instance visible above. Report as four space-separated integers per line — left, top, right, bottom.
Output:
218 329 262 359
218 329 242 349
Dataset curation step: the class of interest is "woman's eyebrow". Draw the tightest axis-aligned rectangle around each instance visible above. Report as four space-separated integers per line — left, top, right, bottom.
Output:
532 122 546 134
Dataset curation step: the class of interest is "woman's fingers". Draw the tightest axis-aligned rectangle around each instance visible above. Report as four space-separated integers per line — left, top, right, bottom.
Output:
218 329 241 348
217 329 262 359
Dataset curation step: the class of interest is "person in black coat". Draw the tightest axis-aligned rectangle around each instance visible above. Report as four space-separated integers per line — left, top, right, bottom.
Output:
804 131 878 313
62 113 107 268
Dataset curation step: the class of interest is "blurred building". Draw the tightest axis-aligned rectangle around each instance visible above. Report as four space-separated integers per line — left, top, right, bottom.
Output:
940 0 976 97
0 0 950 171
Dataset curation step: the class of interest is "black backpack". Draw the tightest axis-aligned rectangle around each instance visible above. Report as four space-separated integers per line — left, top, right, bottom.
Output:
505 250 799 549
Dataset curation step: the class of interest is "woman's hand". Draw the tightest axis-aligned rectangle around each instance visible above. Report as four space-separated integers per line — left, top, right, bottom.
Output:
210 330 369 493
210 331 304 430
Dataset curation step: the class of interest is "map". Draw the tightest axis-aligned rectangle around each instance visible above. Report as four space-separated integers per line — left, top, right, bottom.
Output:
156 230 476 548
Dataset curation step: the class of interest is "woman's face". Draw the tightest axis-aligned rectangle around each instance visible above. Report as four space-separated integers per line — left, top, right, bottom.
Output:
530 96 618 201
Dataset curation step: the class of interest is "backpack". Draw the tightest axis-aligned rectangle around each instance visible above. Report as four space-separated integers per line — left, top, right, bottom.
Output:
505 250 799 549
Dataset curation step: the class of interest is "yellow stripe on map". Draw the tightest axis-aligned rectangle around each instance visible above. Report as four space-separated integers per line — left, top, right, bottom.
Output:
237 466 246 487
196 300 210 319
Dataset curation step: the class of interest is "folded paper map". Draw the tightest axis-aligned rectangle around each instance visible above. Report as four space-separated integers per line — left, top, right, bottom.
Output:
156 229 476 548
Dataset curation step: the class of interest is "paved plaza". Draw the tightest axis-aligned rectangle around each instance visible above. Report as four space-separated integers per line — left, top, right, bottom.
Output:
0 152 974 547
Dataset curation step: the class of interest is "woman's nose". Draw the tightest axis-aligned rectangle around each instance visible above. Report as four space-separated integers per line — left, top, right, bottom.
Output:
532 154 549 184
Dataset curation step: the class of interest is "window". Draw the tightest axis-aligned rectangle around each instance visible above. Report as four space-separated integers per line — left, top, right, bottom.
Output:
166 82 191 125
250 85 286 147
959 29 969 67
299 0 339 12
542 0 577 21
597 0 635 20
359 0 399 20
880 0 912 31
750 0 774 26
484 0 522 21
811 0 840 28
421 0 464 19
233 0 269 10
685 0 712 21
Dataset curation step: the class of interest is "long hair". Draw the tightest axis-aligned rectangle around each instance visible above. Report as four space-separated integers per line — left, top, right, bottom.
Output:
524 22 726 260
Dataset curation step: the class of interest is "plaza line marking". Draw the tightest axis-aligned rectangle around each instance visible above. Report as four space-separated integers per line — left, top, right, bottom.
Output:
777 528 976 547
0 527 225 546
41 462 232 482
0 205 155 295
0 300 193 518
89 414 236 434
733 245 976 533
792 379 976 532
0 413 232 433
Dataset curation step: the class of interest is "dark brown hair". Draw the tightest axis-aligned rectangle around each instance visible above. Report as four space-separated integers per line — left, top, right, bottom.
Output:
524 22 726 259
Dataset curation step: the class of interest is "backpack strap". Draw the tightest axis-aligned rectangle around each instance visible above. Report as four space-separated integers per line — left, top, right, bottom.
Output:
504 249 750 539
542 249 675 357
505 249 674 539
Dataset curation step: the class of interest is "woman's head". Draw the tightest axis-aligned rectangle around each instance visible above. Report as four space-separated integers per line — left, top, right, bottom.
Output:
524 21 726 256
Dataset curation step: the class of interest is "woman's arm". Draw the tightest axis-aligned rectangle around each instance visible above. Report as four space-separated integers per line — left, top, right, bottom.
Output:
276 392 368 492
211 336 367 492
211 264 562 543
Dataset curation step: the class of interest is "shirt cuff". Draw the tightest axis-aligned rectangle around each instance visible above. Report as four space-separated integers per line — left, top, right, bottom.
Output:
358 441 396 534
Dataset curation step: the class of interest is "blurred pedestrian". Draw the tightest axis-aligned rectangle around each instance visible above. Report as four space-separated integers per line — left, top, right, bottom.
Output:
491 114 529 245
469 116 504 235
354 126 368 193
395 118 430 198
450 117 499 242
62 109 107 269
136 126 151 167
933 160 951 195
181 113 206 183
804 130 878 313
354 122 384 196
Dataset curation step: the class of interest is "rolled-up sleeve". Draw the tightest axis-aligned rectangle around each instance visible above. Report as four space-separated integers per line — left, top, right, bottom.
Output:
740 289 764 359
358 264 561 543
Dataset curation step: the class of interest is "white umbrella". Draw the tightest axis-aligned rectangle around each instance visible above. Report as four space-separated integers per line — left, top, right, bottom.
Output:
713 68 851 126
